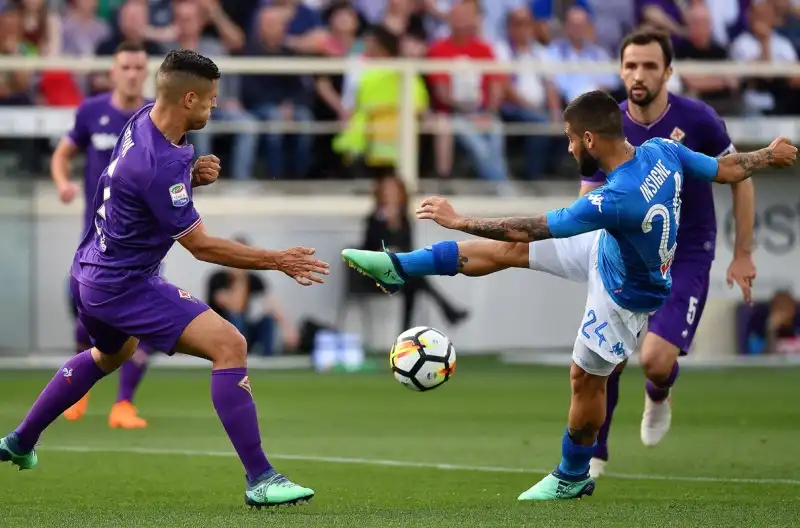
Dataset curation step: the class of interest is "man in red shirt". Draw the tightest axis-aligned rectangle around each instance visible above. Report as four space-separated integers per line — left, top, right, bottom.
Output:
427 1 510 190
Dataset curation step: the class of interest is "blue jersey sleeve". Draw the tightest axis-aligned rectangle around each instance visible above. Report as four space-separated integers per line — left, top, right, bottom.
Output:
545 189 619 238
658 138 719 181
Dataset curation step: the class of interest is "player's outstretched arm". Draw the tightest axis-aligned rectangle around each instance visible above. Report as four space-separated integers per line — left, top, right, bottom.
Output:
416 196 553 243
715 137 797 183
178 223 330 286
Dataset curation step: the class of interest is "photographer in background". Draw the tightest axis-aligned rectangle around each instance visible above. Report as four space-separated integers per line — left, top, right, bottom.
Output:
206 235 300 356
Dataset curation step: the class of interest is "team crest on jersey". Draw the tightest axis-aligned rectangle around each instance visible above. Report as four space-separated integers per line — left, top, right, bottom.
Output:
238 376 252 395
669 127 686 143
177 288 194 301
169 183 189 207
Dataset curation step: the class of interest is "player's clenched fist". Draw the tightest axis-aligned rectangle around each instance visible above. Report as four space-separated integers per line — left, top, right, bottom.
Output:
767 137 797 167
415 196 465 230
191 154 221 186
278 247 330 286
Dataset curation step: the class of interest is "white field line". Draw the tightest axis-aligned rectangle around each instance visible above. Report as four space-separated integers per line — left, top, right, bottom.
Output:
38 444 800 486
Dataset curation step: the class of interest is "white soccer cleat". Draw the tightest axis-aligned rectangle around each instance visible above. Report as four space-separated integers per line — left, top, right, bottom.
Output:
640 393 672 446
589 457 606 478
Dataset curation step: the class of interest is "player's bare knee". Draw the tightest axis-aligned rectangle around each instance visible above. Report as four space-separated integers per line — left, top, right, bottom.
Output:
640 334 679 381
211 326 248 369
91 338 139 373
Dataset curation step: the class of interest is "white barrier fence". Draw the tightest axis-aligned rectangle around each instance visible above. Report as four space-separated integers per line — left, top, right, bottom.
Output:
0 56 799 189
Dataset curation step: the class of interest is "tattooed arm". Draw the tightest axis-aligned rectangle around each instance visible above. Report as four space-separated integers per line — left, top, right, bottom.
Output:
715 138 796 183
459 214 552 243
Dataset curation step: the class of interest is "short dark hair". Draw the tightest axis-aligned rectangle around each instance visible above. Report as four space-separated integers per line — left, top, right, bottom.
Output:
114 40 146 55
619 30 674 68
159 49 220 81
369 24 400 57
563 90 624 139
156 49 220 100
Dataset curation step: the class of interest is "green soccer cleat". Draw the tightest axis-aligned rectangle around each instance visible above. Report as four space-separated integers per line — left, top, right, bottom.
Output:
517 471 595 501
244 471 314 509
0 434 38 471
341 248 406 294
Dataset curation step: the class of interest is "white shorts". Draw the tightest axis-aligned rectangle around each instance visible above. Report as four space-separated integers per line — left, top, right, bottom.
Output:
529 231 650 376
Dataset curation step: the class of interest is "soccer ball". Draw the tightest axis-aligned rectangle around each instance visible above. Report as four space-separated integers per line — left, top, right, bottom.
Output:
390 326 456 391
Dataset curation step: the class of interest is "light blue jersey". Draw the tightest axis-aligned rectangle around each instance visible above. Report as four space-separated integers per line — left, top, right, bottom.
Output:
546 138 720 312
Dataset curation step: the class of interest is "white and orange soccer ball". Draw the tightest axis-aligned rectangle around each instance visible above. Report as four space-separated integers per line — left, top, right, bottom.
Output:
390 326 456 391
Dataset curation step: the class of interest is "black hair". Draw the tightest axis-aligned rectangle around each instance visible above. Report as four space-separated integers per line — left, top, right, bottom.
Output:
156 49 220 100
114 40 146 55
159 49 220 81
563 90 624 139
619 30 674 68
369 24 401 58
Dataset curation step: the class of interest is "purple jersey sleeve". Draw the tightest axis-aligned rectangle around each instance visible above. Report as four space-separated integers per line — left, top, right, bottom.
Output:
141 161 202 240
700 106 735 158
66 102 91 150
545 189 620 238
581 169 607 185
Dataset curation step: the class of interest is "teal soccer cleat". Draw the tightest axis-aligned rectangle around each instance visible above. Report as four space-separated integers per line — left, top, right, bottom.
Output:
0 434 38 471
341 248 406 294
244 470 314 508
518 471 595 501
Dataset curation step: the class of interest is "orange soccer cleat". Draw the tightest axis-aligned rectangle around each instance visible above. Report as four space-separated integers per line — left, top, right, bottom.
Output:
63 392 90 421
108 400 148 429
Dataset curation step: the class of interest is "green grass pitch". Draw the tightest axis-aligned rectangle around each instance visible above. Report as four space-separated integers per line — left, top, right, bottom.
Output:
0 357 797 527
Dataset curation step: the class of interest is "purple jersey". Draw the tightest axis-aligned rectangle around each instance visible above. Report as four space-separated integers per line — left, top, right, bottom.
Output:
71 103 202 293
583 93 734 263
67 93 151 233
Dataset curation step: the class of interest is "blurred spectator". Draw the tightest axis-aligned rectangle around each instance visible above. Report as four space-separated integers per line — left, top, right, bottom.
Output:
200 0 258 52
576 0 636 55
243 7 314 179
730 0 800 115
62 0 111 58
546 6 619 118
258 0 329 54
743 290 800 355
494 7 552 179
705 0 747 46
361 176 468 329
314 1 361 177
192 0 246 53
636 0 688 40
321 0 369 38
175 0 257 180
206 235 300 356
333 25 429 176
93 0 161 94
8 0 62 56
427 1 509 187
95 1 161 56
0 10 32 105
382 0 426 39
675 3 739 110
772 0 800 51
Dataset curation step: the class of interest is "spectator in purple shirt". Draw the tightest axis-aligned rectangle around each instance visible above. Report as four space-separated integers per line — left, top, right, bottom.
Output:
636 0 688 40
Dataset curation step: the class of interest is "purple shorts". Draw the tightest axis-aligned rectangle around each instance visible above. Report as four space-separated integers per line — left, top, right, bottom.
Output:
69 275 209 355
647 259 711 355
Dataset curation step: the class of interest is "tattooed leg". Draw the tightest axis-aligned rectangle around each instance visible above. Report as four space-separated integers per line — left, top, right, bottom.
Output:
567 361 608 446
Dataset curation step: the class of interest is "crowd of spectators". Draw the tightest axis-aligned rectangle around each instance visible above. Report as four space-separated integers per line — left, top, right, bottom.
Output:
1 0 799 182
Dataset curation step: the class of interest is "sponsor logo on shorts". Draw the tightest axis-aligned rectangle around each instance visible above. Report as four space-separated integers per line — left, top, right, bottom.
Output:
238 375 252 395
611 342 625 357
169 183 189 207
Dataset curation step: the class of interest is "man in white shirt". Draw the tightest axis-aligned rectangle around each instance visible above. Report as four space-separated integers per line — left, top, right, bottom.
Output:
730 0 800 115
